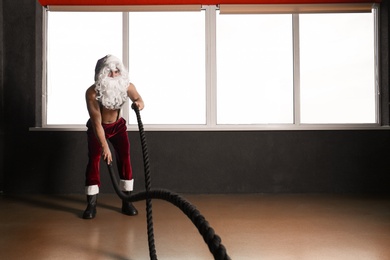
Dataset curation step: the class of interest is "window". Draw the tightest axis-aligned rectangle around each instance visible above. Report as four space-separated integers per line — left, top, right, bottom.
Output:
128 11 205 124
217 13 293 124
299 13 376 124
43 4 379 130
46 12 122 125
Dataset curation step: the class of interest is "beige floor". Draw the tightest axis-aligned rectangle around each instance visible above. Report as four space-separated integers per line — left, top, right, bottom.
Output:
0 193 389 260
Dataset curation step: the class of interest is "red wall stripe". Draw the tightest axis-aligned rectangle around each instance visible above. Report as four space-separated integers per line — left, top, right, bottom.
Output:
38 0 381 6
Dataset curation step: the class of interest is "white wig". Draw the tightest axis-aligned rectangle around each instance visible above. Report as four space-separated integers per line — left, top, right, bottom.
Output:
94 55 129 110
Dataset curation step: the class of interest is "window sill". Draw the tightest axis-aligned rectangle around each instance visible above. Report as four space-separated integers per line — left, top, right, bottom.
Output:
29 124 389 132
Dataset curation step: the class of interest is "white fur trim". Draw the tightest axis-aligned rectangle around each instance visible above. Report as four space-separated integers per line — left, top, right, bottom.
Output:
120 179 134 191
85 185 99 195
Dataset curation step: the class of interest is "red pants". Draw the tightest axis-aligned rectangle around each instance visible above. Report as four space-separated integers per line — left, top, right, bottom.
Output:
85 117 133 187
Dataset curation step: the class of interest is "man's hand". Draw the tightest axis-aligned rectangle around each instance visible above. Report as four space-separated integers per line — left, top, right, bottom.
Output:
102 145 112 165
133 100 144 111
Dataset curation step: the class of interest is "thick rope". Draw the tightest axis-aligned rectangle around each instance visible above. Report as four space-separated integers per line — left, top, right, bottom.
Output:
107 104 231 260
133 103 157 260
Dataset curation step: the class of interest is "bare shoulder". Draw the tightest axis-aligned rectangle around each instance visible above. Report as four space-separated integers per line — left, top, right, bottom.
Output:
127 82 136 93
128 82 135 89
86 85 97 99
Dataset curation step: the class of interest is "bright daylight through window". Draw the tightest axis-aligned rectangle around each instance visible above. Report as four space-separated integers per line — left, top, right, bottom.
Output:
47 12 122 125
45 4 378 129
217 13 293 124
299 13 376 124
128 11 206 124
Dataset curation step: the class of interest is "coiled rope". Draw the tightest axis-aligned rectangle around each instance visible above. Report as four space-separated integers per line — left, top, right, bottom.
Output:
106 104 231 260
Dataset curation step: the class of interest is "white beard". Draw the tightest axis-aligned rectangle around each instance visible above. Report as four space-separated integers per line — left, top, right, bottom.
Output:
95 76 128 110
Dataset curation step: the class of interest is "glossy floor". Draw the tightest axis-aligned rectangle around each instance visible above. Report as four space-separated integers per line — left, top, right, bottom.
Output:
1 193 389 260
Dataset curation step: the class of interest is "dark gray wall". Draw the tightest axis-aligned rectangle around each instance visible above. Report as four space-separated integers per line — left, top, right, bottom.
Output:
1 0 390 195
381 0 390 125
0 0 4 193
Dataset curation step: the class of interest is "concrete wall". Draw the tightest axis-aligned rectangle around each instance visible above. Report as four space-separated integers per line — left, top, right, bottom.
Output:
1 0 390 194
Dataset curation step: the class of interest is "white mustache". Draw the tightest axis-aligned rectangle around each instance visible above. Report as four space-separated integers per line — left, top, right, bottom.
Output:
95 76 128 110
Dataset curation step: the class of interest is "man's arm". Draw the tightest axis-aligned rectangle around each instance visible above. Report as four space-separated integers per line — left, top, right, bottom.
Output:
86 85 112 164
127 83 144 110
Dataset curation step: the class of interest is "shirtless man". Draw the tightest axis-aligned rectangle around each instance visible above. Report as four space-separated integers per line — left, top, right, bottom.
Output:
83 55 144 219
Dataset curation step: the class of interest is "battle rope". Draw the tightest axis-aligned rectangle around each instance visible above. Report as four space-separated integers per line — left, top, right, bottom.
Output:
106 104 231 260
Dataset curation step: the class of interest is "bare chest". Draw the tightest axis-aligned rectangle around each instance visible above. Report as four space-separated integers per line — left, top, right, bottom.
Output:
101 107 120 124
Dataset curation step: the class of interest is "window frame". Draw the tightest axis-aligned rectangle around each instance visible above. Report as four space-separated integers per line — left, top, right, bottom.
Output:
37 4 381 131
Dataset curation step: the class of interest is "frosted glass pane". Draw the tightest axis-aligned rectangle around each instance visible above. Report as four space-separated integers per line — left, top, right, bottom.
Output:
128 12 205 124
217 14 293 124
300 13 376 124
47 12 122 125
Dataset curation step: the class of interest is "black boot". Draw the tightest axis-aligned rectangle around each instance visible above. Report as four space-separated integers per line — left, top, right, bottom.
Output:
82 195 97 219
122 192 138 216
